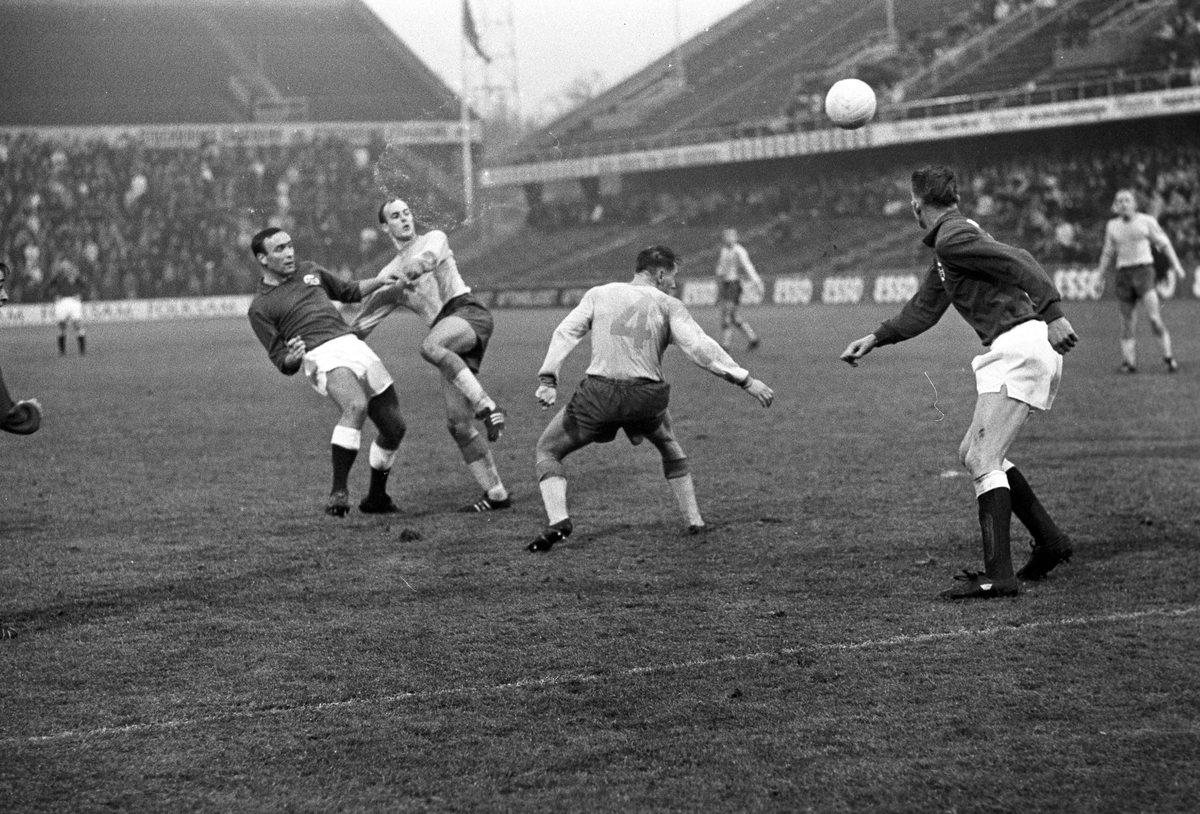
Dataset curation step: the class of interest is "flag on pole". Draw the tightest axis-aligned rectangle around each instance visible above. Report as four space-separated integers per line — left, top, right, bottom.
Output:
462 0 491 63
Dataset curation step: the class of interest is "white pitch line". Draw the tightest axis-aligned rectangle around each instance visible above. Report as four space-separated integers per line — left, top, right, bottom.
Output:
11 604 1198 747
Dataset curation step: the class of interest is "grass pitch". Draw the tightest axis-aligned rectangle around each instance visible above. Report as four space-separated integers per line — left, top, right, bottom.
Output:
2 301 1198 813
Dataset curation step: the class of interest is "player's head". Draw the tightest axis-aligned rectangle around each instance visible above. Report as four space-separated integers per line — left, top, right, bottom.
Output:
0 261 8 308
54 258 78 281
251 227 295 276
378 198 416 241
1112 189 1139 218
721 228 738 246
636 245 680 294
910 165 959 229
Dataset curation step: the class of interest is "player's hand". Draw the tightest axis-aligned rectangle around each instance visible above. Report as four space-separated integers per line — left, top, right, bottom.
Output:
840 334 877 367
535 384 557 409
284 336 307 366
1175 266 1187 281
1046 317 1079 355
743 378 774 407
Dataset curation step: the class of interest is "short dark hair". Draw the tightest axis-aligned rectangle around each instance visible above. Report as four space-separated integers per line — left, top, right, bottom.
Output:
378 197 406 224
636 245 680 274
250 226 284 258
911 165 960 207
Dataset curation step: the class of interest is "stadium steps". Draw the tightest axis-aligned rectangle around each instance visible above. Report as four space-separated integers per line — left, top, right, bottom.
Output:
897 0 1112 100
1036 0 1176 85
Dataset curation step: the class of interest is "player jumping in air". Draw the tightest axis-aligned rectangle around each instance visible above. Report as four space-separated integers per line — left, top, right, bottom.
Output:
352 198 511 513
529 245 774 552
44 258 88 356
1 261 43 639
715 228 764 351
841 166 1079 600
1097 189 1186 373
248 228 408 517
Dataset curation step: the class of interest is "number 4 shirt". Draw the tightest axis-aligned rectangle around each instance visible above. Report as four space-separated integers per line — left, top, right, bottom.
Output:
538 281 750 385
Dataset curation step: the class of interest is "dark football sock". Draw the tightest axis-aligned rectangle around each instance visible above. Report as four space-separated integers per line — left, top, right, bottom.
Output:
78 335 86 355
1005 466 1063 546
57 335 66 355
367 467 391 500
978 487 1014 581
331 445 358 493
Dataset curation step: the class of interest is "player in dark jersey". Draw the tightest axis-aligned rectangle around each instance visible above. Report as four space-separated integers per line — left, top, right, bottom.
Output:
248 228 408 517
841 166 1080 600
1 261 42 639
44 258 89 356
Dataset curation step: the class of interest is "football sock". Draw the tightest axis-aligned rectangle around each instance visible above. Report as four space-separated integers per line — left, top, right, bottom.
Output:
1002 463 1063 546
367 441 398 499
57 335 66 355
1120 338 1137 367
721 327 734 349
78 334 86 355
977 487 1015 581
439 357 493 415
740 321 758 342
1157 330 1173 361
330 426 362 494
667 473 704 527
539 475 569 526
467 456 507 501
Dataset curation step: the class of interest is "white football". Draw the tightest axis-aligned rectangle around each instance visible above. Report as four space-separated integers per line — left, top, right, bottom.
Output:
824 78 877 130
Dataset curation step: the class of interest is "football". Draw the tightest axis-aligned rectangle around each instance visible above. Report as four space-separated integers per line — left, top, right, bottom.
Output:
824 78 877 130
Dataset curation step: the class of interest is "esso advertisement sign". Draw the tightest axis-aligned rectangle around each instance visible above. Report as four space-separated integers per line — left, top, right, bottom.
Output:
1053 268 1105 301
872 274 919 304
821 276 864 304
772 275 813 305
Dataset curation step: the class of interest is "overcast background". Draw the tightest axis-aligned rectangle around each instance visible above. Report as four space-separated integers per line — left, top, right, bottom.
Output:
364 0 752 122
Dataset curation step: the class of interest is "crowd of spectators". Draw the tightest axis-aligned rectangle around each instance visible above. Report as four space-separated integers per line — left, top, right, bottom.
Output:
527 137 1200 267
0 130 457 303
1148 0 1200 75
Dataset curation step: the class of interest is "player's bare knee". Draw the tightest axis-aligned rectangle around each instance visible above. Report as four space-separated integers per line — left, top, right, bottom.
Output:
662 456 689 479
536 457 566 482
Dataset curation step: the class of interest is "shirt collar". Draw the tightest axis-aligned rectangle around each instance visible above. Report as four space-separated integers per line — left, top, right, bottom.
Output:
921 208 962 248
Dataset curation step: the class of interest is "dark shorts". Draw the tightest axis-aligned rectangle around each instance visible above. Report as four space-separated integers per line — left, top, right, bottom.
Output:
717 279 743 305
433 293 494 372
1115 264 1156 304
563 376 670 445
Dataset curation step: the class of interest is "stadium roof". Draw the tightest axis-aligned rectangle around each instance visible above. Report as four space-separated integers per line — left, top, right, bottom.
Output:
0 0 461 126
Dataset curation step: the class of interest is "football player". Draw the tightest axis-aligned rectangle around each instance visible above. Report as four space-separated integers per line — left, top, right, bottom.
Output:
351 198 511 513
842 165 1079 600
248 228 408 517
529 245 773 552
715 228 764 351
43 258 89 356
1097 189 1185 373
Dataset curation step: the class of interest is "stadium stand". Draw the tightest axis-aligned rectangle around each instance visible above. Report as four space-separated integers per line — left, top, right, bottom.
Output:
0 0 472 303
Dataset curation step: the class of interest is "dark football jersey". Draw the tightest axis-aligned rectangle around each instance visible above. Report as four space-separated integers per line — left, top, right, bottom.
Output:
248 261 362 374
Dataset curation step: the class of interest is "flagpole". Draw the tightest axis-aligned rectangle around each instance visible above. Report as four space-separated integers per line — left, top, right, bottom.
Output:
460 16 475 223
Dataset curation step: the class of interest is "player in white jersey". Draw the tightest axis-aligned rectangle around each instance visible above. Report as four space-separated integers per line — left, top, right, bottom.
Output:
715 228 764 351
352 198 511 512
1097 189 1185 373
528 245 774 552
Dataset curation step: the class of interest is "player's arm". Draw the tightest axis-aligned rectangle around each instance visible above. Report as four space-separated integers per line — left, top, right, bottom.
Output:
738 247 765 293
1148 217 1186 278
666 300 773 406
1096 223 1117 275
249 310 303 375
843 265 950 366
0 364 41 435
535 294 594 408
399 231 450 282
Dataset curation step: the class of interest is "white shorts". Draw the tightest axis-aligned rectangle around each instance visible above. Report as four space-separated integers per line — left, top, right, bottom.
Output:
302 334 394 399
972 319 1062 411
54 296 83 323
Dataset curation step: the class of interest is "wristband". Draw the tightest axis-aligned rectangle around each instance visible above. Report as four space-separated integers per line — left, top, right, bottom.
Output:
738 373 753 389
538 374 557 388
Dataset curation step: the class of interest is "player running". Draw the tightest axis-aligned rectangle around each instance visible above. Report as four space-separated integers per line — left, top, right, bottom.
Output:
1097 189 1185 373
351 198 511 513
248 227 408 517
1 260 43 639
715 228 764 351
44 258 88 356
841 165 1079 600
529 245 774 552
